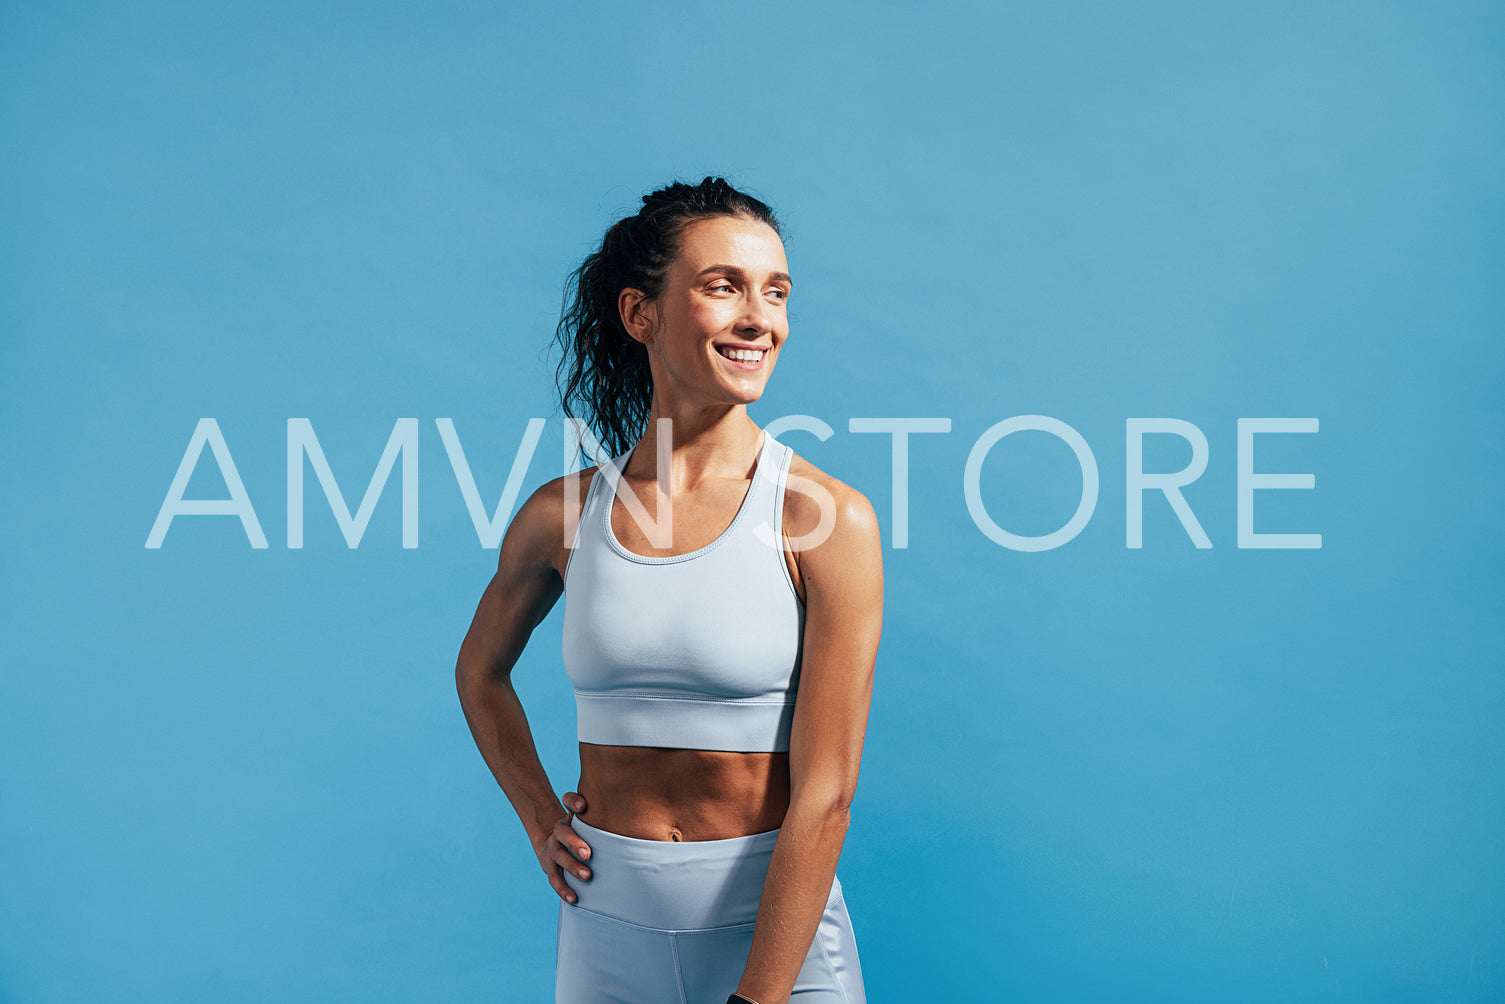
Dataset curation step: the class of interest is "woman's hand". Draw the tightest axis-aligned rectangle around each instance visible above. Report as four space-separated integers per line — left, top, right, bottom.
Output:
533 791 593 904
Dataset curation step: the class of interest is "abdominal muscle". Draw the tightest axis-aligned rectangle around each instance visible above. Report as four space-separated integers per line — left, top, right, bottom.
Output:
575 743 791 841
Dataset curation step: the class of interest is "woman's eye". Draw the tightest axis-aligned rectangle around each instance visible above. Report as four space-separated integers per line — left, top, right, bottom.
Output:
768 288 790 302
709 283 734 294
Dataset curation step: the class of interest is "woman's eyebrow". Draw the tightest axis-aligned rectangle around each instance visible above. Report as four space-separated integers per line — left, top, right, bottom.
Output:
697 264 794 287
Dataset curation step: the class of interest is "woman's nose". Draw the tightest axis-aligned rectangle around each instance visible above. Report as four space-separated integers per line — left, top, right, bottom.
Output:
737 293 773 333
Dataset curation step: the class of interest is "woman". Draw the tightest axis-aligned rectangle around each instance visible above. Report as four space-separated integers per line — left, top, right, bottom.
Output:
455 178 883 1004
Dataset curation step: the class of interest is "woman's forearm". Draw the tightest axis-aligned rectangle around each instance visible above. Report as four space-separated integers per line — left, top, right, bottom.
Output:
735 792 852 1004
455 662 566 847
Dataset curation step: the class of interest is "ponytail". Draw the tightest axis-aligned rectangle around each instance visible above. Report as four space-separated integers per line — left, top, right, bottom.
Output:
553 177 782 458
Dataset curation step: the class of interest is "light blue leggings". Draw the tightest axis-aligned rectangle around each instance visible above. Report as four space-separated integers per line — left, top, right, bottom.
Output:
556 815 865 1003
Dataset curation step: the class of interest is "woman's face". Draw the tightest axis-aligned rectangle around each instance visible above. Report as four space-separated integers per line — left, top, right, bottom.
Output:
624 215 791 410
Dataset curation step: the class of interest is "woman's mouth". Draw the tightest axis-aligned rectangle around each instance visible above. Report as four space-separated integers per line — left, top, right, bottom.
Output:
715 345 768 370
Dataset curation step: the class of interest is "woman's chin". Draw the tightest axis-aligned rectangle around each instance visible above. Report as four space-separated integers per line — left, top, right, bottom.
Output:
727 370 775 400
727 384 769 406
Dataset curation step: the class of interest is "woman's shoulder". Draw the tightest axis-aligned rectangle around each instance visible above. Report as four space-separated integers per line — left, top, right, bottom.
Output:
780 448 881 555
500 466 603 575
515 466 600 526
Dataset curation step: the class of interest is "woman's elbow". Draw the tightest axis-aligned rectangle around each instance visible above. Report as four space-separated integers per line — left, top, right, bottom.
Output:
454 652 496 705
792 781 857 834
822 799 853 841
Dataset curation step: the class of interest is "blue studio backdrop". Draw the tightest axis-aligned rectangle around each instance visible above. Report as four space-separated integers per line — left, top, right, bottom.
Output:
2 2 1501 1001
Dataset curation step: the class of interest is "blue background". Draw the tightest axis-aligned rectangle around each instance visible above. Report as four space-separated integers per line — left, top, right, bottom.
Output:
3 1 1502 1000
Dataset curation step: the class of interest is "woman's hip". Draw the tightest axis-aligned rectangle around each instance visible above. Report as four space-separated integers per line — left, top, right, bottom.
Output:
555 816 865 1002
566 813 783 930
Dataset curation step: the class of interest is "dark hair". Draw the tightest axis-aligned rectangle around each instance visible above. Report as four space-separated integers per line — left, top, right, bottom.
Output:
553 177 783 458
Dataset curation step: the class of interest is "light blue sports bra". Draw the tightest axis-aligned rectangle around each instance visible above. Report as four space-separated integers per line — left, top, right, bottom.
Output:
561 430 806 753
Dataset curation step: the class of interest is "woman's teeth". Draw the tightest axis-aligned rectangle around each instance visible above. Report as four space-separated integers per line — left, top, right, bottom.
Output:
718 347 765 362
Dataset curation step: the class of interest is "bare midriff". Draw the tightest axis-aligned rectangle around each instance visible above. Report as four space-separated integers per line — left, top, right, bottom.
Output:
575 743 791 841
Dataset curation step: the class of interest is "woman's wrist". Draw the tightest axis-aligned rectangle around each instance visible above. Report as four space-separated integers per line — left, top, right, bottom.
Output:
524 799 570 850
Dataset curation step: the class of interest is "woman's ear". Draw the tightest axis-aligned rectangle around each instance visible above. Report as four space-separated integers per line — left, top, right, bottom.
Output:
618 288 657 345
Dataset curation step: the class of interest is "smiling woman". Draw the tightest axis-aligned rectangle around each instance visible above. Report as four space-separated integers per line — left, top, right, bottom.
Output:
617 214 792 417
455 178 883 1004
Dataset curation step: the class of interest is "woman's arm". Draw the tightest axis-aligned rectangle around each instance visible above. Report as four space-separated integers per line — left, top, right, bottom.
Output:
735 477 884 1004
455 478 595 904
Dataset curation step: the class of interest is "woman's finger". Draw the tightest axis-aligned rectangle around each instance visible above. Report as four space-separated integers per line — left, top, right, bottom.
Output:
553 816 592 863
546 865 577 905
562 791 588 815
554 852 590 881
550 837 591 881
537 845 579 903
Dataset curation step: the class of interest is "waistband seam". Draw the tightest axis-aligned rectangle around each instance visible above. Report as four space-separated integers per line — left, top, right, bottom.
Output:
565 903 760 937
574 690 795 705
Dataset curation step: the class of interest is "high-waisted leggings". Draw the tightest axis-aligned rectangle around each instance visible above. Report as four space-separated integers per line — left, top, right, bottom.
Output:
556 815 866 1003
